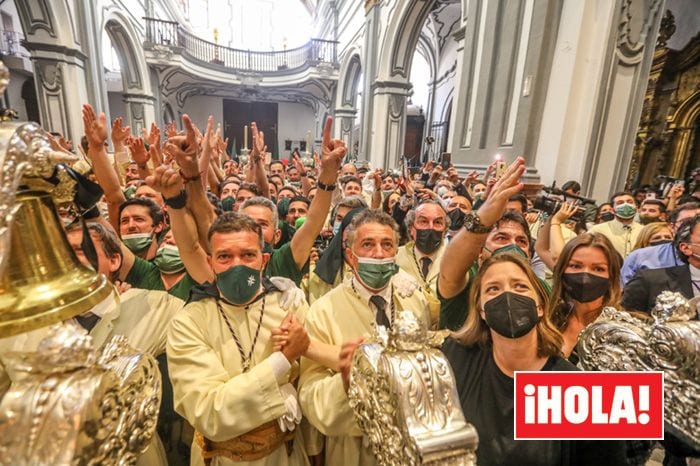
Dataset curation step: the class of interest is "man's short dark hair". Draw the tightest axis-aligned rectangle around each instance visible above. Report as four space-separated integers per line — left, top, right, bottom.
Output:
640 198 666 212
118 197 164 225
288 195 310 208
493 211 532 245
561 180 581 194
610 191 634 205
507 194 528 214
238 183 259 196
278 186 298 197
269 160 284 170
208 211 264 248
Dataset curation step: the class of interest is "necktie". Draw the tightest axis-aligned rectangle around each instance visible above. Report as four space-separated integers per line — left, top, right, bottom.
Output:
370 295 391 329
75 312 100 332
420 257 432 279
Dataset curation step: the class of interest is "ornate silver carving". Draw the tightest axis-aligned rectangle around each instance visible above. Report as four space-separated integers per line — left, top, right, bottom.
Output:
0 322 161 465
349 311 478 466
0 122 78 276
577 292 700 450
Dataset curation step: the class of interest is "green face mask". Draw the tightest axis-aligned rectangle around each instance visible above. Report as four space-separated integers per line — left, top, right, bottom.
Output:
221 196 235 212
122 232 154 253
615 203 637 220
354 254 398 290
216 264 261 305
154 244 185 274
124 186 137 199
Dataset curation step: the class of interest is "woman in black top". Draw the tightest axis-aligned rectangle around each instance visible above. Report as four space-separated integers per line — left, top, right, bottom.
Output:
442 253 626 466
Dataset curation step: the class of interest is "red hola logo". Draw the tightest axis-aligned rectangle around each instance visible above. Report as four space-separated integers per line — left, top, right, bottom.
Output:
514 372 664 440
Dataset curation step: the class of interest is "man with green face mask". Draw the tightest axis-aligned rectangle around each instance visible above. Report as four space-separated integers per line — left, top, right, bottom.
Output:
299 209 431 466
588 191 642 258
166 213 312 466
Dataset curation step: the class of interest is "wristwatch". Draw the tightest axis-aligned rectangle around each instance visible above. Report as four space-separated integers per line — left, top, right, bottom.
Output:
462 211 492 234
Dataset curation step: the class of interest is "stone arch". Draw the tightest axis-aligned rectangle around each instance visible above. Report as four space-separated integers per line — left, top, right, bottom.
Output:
101 10 155 134
377 0 438 81
335 48 363 151
15 0 78 47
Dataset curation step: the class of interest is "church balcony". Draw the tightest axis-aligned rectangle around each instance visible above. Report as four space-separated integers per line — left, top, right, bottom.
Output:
143 17 339 83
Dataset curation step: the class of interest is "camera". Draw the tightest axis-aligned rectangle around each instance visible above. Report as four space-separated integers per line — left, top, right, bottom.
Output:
532 184 595 224
425 136 435 145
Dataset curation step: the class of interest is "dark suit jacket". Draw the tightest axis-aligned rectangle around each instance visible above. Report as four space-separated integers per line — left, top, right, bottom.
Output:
621 264 693 313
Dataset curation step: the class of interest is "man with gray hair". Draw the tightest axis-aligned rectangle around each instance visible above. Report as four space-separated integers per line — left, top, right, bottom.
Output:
299 209 430 466
396 200 450 323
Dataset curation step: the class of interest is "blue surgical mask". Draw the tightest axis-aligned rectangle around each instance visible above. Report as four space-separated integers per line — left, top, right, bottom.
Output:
333 220 342 235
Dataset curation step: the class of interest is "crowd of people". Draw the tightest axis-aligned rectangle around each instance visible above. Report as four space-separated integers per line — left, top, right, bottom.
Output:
34 106 700 465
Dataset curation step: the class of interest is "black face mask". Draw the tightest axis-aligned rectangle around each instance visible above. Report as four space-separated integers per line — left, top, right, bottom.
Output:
448 208 465 230
649 239 672 246
600 212 615 222
415 228 443 254
638 215 658 225
483 292 539 339
562 272 609 303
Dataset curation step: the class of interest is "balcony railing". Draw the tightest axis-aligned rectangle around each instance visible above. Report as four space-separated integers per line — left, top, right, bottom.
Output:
144 17 338 74
0 30 30 58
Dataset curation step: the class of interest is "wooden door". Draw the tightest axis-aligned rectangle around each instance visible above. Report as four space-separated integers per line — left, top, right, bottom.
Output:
223 100 278 157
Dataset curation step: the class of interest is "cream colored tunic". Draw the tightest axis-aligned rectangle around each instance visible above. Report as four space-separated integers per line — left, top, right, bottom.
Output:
587 219 643 258
396 240 446 325
298 270 431 466
166 288 310 466
307 262 352 304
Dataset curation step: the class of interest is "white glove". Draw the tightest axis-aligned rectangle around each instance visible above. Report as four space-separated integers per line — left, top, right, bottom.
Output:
269 276 306 311
393 273 419 298
277 383 302 432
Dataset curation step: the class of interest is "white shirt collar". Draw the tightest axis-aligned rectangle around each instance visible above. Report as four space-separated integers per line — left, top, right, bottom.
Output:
690 263 700 282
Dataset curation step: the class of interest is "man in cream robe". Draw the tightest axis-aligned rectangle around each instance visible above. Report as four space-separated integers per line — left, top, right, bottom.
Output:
166 213 311 466
299 210 431 466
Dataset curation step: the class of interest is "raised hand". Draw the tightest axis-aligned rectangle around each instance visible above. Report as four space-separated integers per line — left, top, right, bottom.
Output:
81 104 108 151
143 122 160 147
552 201 578 224
250 122 266 163
127 137 149 166
318 116 347 184
203 116 217 153
163 114 199 179
372 169 382 190
476 157 525 228
58 136 73 152
165 121 178 138
145 164 184 199
111 117 131 148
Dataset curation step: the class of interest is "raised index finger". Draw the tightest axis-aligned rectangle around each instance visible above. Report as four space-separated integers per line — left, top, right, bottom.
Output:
322 116 333 148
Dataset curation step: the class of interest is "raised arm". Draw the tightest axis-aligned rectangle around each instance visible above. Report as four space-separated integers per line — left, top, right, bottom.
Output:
165 114 217 253
548 202 578 264
438 158 526 299
147 165 214 284
290 117 346 270
250 123 270 199
82 105 126 232
127 137 152 180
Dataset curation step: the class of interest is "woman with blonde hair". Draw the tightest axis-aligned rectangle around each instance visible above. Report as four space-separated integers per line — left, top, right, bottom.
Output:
442 252 625 465
548 232 623 360
632 221 673 250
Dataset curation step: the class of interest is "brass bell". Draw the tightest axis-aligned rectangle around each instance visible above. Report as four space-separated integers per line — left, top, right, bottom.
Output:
0 190 112 337
0 122 112 338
